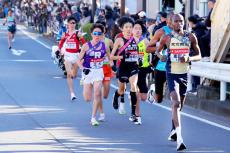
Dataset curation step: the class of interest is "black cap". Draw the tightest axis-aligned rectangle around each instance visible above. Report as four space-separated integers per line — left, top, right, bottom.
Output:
188 14 202 24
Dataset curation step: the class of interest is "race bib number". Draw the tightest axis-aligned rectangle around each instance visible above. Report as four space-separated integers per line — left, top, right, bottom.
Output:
170 49 189 62
66 42 76 49
125 51 139 62
90 58 104 69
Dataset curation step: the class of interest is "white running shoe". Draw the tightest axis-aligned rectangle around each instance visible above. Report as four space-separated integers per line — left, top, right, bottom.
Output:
147 84 155 103
91 118 99 126
119 103 126 114
134 116 142 125
12 38 15 42
70 93 76 101
98 113 105 122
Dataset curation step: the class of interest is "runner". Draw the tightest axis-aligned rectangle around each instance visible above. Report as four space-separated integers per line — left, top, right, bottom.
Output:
146 12 178 140
96 21 114 122
110 16 139 122
3 9 16 50
59 16 85 101
156 14 201 151
78 23 108 126
133 20 151 125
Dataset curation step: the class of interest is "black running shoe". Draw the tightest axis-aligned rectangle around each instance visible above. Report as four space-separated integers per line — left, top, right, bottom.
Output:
112 93 119 110
129 115 137 122
168 130 177 141
177 142 186 151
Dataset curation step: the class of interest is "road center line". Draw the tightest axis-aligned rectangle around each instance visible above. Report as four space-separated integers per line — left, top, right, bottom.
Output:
19 25 230 132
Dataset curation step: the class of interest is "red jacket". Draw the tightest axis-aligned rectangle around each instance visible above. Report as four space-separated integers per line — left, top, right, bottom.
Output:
59 32 86 53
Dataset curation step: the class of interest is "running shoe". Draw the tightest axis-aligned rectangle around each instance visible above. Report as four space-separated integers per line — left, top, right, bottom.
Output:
91 118 99 126
112 93 119 110
147 84 155 103
12 38 15 42
168 129 177 141
134 116 142 125
70 93 77 101
98 113 105 122
9 46 12 50
129 115 137 122
119 103 126 114
177 140 186 151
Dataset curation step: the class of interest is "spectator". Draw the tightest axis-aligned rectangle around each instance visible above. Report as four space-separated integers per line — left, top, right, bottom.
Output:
80 7 91 28
200 0 216 60
71 5 81 22
97 9 106 22
0 7 5 18
188 14 208 92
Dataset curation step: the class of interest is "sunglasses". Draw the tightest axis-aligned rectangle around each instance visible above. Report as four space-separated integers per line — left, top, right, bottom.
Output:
93 31 103 36
69 22 76 24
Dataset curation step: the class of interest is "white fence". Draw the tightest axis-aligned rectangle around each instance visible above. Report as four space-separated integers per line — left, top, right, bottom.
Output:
188 62 230 101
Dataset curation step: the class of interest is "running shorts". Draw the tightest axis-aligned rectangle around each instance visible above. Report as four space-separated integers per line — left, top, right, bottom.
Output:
103 64 112 81
83 68 104 85
166 73 187 96
64 52 79 64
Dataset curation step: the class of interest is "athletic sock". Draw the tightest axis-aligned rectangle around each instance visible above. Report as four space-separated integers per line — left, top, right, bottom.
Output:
130 91 137 115
120 94 125 103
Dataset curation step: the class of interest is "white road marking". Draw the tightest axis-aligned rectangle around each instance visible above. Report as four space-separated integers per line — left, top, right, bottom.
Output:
19 25 230 132
18 26 52 50
11 49 27 56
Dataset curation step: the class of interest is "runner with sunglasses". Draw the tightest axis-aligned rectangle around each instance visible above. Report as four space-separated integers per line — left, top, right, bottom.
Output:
78 23 108 126
110 17 139 123
95 21 114 122
59 16 86 101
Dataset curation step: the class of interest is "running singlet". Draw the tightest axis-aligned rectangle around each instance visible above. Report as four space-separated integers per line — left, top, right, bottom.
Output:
83 41 106 69
166 31 191 74
7 16 15 27
156 26 172 71
59 32 86 53
138 39 150 68
121 37 138 63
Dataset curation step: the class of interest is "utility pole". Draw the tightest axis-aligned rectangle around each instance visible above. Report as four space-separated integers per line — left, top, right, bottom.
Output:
92 0 97 22
120 0 125 16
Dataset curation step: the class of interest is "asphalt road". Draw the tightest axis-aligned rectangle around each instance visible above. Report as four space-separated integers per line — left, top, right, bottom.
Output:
0 25 229 153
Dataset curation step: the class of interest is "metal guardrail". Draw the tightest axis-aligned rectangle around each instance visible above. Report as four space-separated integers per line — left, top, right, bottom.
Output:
188 62 230 101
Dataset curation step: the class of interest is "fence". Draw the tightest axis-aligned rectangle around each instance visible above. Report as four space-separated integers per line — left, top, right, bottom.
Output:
188 62 230 101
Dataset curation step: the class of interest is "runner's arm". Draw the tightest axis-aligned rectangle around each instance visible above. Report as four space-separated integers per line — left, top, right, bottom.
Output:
110 38 123 61
77 43 87 69
155 35 170 61
146 29 164 53
189 33 201 62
